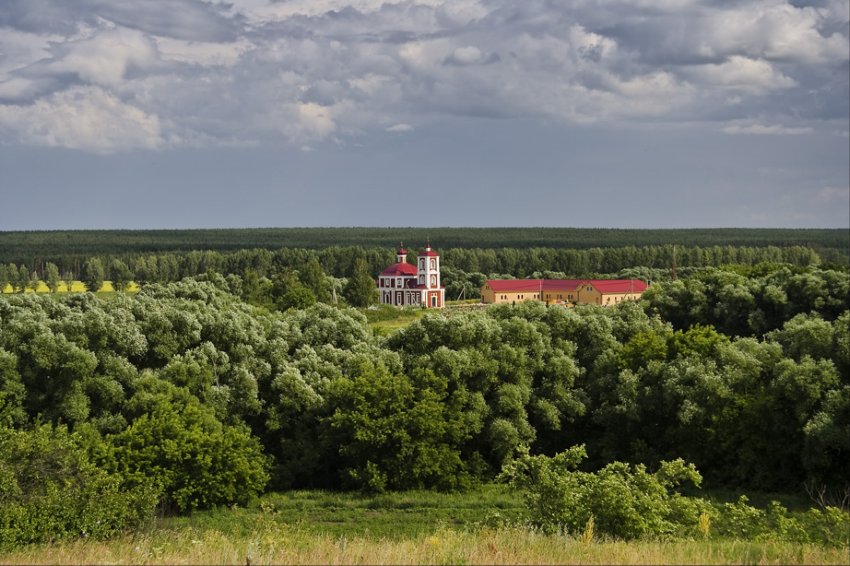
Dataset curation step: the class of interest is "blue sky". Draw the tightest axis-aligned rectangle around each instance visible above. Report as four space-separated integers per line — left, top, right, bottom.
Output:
1 0 848 229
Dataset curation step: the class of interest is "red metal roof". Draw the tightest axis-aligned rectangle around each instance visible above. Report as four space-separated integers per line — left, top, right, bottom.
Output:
485 279 582 292
485 279 647 294
420 249 439 257
589 279 647 294
380 262 418 276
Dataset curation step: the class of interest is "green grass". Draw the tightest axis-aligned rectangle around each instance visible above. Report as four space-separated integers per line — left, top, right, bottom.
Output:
363 305 428 336
161 485 523 540
4 486 848 565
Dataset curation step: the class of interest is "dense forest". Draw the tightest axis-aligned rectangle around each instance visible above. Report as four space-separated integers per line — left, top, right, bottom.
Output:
0 243 834 304
1 254 848 546
1 227 847 267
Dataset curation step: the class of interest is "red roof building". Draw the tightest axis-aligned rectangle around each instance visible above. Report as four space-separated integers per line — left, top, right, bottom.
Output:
377 244 446 308
481 279 648 306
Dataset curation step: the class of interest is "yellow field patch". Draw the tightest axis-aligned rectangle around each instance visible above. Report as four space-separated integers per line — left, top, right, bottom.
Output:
0 281 139 294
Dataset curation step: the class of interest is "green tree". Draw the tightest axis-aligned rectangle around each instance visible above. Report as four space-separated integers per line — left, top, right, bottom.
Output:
81 258 105 293
107 398 269 513
325 364 472 492
0 349 26 426
343 258 378 307
270 270 316 311
44 262 61 293
0 264 8 294
110 259 133 292
17 265 29 293
0 423 158 549
301 256 332 302
767 313 835 361
62 268 75 293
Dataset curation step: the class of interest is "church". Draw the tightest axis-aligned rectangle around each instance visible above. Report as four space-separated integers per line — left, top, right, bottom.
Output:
378 244 445 308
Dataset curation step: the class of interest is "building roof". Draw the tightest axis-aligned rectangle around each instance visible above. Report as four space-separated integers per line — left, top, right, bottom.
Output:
484 279 647 294
420 249 439 257
380 262 418 276
590 279 648 294
485 279 581 292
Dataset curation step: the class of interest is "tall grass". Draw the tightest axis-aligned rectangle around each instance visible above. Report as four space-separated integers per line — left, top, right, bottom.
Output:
2 488 847 565
3 525 846 565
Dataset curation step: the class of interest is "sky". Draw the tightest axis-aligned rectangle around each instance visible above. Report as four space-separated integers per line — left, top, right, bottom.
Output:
0 0 848 230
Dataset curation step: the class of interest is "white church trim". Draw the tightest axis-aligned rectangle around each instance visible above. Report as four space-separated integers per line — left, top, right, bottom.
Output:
377 243 445 308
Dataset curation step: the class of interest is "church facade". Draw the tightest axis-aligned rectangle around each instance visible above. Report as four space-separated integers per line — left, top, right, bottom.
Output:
378 244 445 308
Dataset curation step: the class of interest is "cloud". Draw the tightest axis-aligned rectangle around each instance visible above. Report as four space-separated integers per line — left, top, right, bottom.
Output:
0 85 164 152
445 45 483 65
683 56 797 93
39 27 161 87
386 123 413 132
722 122 814 135
0 0 238 41
0 0 846 152
814 186 850 204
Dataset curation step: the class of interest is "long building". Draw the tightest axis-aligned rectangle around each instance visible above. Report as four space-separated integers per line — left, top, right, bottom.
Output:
481 279 647 306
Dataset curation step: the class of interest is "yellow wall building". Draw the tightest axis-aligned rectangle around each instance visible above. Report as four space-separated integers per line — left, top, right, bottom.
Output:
481 279 647 306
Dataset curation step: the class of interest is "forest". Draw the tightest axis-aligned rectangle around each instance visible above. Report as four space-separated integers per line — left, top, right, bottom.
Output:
0 226 847 267
1 240 848 553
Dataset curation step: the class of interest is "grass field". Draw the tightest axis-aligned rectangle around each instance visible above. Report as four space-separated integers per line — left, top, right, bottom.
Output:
2 488 847 565
0 281 139 294
363 305 429 336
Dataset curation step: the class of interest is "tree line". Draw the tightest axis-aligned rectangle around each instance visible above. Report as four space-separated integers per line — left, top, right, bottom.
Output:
0 243 830 302
1 227 847 265
1 263 847 545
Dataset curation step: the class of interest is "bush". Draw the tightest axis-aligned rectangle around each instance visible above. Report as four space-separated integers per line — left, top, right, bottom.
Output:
106 399 269 513
712 495 850 546
504 448 850 546
0 423 157 549
502 446 704 539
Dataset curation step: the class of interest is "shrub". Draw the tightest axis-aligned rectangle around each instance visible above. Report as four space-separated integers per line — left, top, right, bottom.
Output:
502 446 704 539
0 423 157 549
106 399 269 513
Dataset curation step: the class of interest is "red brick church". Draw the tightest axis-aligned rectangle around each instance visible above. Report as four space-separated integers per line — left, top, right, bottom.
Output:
378 244 446 308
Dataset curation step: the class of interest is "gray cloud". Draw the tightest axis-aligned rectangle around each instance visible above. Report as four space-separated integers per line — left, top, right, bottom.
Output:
0 0 847 152
0 0 238 41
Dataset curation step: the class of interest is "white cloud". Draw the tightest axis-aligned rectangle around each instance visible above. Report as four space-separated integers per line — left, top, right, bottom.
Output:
684 56 796 94
0 85 163 152
154 37 251 67
386 123 413 132
697 2 849 64
815 186 850 204
722 122 813 135
41 27 160 87
0 27 58 75
446 45 482 65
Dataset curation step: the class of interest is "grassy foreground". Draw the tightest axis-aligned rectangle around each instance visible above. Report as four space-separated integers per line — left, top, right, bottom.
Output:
2 488 847 565
5 526 847 565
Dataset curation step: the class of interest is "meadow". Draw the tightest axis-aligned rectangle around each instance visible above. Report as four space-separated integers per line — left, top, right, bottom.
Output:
2 488 847 565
